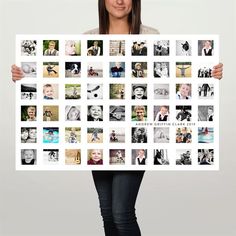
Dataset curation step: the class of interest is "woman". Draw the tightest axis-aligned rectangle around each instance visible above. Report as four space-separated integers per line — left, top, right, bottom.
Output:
12 0 223 235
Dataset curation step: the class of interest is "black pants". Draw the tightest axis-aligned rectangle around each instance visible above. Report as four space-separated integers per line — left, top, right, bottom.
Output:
92 171 145 236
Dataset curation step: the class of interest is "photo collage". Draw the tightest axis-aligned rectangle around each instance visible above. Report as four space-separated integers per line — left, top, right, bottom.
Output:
16 35 219 170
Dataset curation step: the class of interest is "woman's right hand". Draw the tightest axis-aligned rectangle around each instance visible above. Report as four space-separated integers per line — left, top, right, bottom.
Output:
11 64 24 82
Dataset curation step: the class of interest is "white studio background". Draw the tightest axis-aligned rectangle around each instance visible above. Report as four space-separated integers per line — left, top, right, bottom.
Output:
0 0 235 236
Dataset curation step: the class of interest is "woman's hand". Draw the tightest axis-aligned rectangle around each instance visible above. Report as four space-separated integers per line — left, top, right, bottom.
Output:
11 64 24 82
212 63 223 80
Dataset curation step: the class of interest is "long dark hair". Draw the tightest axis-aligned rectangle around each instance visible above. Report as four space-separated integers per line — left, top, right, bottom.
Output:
98 0 142 34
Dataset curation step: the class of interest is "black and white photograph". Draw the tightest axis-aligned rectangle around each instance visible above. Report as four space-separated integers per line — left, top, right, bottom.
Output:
198 106 214 121
198 149 214 165
21 149 37 165
153 84 169 99
153 40 169 56
21 40 37 56
43 149 59 164
65 84 81 99
65 105 80 121
87 62 103 77
109 106 125 121
176 40 192 56
131 149 147 165
65 127 81 144
153 149 169 165
176 149 192 165
21 84 37 100
198 40 214 56
65 62 81 78
109 149 125 165
109 128 125 143
131 84 147 99
131 62 147 78
131 40 147 56
153 62 169 78
131 127 147 143
109 62 125 78
153 127 170 143
109 40 125 56
87 128 103 143
87 84 103 99
154 105 169 122
21 62 37 78
21 127 37 143
198 83 214 99
176 106 192 121
197 65 212 78
88 105 103 121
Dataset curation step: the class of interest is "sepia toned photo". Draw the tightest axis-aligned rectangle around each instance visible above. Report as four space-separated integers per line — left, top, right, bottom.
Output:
110 84 125 99
65 127 81 143
43 106 59 121
65 149 81 165
109 149 125 165
43 62 59 78
176 62 191 78
109 40 125 56
109 128 125 143
87 128 103 143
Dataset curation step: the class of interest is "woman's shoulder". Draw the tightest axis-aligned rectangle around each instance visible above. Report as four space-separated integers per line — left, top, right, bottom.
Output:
140 24 160 34
84 28 99 34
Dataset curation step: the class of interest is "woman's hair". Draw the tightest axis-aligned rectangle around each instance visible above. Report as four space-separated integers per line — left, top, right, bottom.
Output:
98 0 142 34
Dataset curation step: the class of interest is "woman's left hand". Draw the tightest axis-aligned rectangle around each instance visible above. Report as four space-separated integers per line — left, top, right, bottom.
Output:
212 63 223 80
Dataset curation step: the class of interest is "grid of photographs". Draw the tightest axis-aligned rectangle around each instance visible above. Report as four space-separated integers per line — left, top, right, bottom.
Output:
16 35 219 170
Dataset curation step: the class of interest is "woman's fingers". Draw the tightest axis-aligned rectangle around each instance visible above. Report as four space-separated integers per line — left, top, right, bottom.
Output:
211 63 223 80
11 64 24 82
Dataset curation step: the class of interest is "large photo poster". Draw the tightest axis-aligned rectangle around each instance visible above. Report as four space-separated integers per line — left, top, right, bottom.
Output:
15 34 219 170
